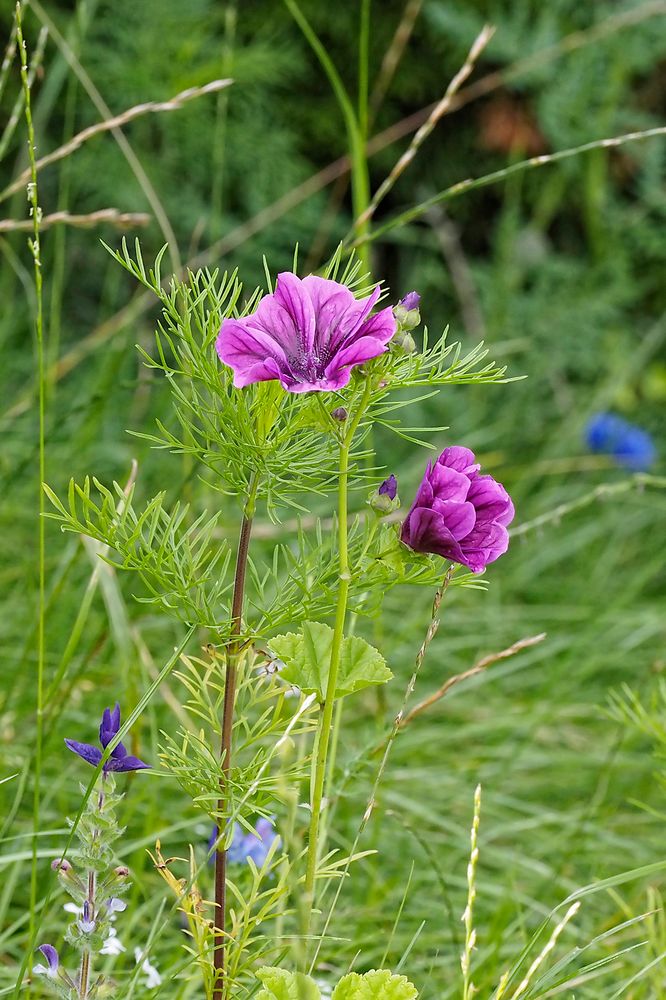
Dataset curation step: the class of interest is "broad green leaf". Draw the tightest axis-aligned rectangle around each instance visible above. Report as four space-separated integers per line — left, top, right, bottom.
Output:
256 966 322 1000
271 621 392 701
332 970 418 1000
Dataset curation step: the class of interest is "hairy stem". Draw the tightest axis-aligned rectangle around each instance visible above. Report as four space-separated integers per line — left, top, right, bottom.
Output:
78 864 96 998
213 479 258 1000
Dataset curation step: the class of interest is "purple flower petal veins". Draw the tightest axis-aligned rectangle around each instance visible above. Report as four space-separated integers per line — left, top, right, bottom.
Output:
401 446 514 573
65 705 150 773
33 944 59 978
216 273 396 393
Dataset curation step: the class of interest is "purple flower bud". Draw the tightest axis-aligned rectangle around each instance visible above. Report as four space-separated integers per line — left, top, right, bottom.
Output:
33 944 59 978
378 474 398 501
113 865 130 878
393 291 421 332
331 406 348 422
79 900 96 934
370 475 400 516
51 858 72 872
400 291 421 312
401 446 514 573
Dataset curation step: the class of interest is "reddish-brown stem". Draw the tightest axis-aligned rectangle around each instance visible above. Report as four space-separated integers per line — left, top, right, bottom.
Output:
212 499 255 1000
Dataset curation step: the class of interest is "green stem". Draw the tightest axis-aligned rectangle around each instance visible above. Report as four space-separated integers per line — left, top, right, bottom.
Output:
282 0 372 275
303 440 351 912
16 6 46 979
303 383 372 933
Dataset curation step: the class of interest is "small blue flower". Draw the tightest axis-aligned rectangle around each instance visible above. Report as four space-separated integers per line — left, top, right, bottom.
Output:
65 703 149 773
586 413 656 471
208 818 278 868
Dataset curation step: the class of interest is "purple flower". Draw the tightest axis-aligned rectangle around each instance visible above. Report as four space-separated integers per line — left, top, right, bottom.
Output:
33 944 59 978
378 474 398 500
216 273 396 393
586 412 655 471
65 703 149 774
401 446 514 573
209 818 279 868
400 291 421 311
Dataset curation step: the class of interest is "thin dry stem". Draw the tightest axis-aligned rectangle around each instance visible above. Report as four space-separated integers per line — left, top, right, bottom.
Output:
509 901 581 1000
369 0 423 117
0 209 151 232
461 784 482 1000
357 25 495 227
400 632 547 729
425 204 486 339
1 78 233 204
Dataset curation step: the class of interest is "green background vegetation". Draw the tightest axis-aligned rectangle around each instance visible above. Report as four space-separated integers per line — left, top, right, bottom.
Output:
1 0 665 995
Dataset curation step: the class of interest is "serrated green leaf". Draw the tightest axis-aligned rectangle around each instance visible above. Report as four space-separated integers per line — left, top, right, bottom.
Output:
271 621 392 701
256 966 321 1000
332 970 418 1000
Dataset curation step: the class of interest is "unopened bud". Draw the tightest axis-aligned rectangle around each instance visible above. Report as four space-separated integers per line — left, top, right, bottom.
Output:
113 866 130 878
392 329 416 353
331 406 348 422
51 858 72 873
393 291 421 332
369 475 400 516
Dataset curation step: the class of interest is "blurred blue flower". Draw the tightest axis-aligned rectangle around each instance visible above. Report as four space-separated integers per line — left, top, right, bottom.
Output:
208 818 278 868
585 413 656 471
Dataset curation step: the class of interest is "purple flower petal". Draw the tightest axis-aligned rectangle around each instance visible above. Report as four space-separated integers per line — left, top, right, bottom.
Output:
401 447 514 573
436 447 479 476
67 705 150 774
428 463 471 503
38 945 59 974
100 703 121 748
429 500 476 540
65 740 103 768
378 475 397 500
400 291 421 311
216 273 396 393
106 753 150 773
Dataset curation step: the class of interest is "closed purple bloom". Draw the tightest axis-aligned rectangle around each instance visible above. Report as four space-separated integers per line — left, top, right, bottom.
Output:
401 446 514 573
65 703 149 774
216 273 396 393
586 412 655 471
378 474 398 500
400 291 420 311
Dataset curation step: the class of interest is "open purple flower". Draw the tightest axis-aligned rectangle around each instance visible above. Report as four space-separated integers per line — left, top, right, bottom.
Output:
216 272 396 393
401 446 514 573
65 703 149 773
33 944 59 978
